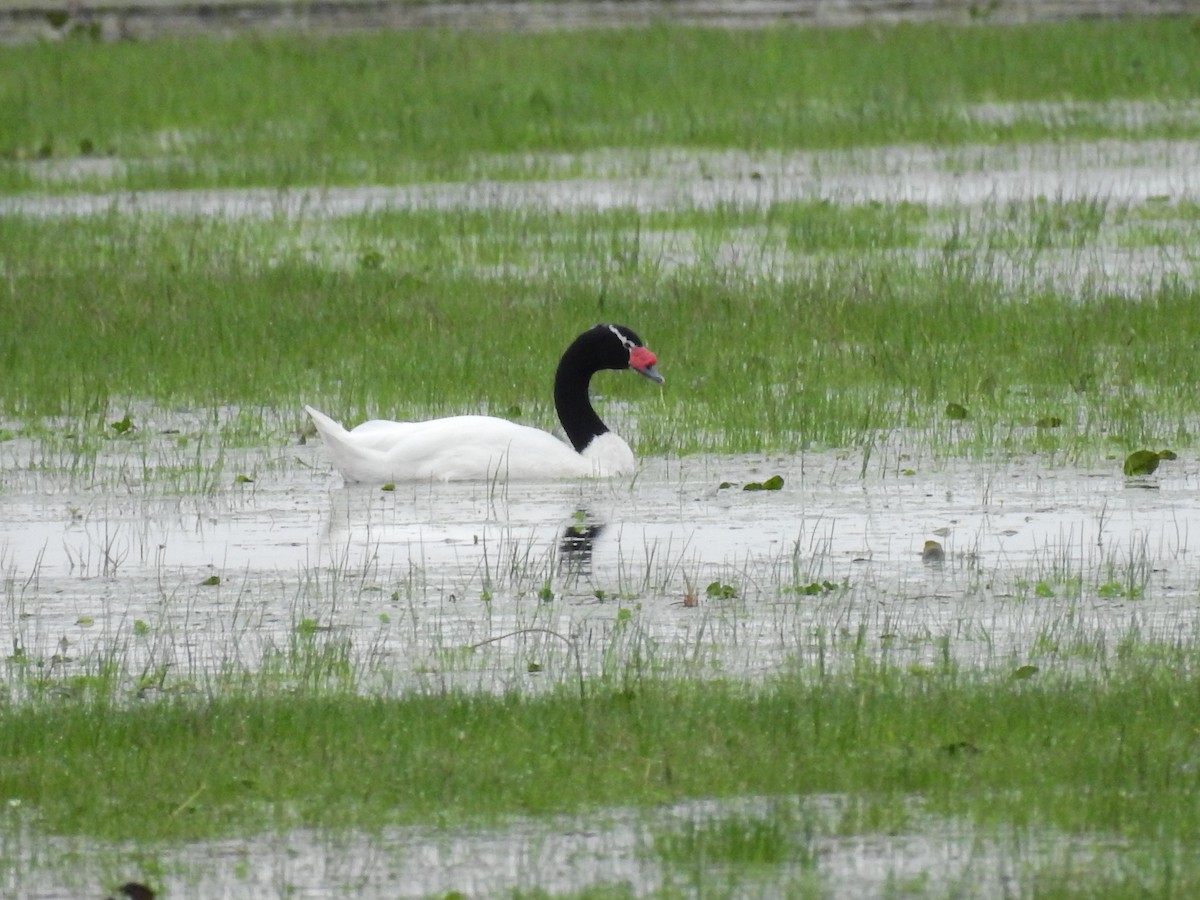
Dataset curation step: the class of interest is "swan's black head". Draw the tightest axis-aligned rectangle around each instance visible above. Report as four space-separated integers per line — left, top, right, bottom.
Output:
554 324 663 454
588 324 664 384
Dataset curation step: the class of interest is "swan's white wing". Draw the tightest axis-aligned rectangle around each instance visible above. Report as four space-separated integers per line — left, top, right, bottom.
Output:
304 406 630 482
345 418 428 453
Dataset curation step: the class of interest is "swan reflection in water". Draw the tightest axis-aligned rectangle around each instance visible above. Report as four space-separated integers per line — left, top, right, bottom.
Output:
558 511 605 580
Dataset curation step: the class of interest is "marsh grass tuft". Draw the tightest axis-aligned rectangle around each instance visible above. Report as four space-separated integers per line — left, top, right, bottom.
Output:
2 21 1199 191
3 641 1200 852
4 203 1200 461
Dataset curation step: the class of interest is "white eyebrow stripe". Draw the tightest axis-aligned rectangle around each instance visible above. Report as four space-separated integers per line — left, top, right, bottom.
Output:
606 324 636 350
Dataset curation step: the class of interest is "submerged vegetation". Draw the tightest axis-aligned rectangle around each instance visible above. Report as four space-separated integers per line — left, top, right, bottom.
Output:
3 13 1200 897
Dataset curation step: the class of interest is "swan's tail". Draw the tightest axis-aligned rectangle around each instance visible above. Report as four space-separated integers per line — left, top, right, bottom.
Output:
304 405 382 483
304 404 347 441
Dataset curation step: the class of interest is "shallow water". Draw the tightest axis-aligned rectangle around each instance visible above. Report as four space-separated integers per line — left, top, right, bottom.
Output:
9 138 1200 216
3 422 1199 699
3 792 1132 899
9 136 1200 297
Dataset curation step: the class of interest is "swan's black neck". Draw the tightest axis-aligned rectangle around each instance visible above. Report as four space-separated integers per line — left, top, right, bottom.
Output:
553 324 655 453
553 334 611 453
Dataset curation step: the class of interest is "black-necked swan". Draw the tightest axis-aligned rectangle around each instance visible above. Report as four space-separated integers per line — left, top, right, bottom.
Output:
304 324 663 483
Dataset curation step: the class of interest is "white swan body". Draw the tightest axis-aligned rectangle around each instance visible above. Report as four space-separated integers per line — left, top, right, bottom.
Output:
305 324 662 483
304 407 636 482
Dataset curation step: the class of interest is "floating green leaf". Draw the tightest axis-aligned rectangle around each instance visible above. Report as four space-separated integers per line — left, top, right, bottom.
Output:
791 580 839 596
743 475 784 491
1123 449 1161 476
109 415 135 434
705 581 737 600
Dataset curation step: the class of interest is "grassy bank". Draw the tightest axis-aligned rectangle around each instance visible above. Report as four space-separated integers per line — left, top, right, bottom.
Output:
1 18 1199 191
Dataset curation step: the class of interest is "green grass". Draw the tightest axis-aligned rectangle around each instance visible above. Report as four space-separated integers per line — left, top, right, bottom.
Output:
4 17 1200 896
3 645 1200 864
2 201 1199 460
2 19 1200 191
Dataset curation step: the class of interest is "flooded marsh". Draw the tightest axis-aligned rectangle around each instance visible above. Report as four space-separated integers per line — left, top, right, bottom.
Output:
4 19 1200 893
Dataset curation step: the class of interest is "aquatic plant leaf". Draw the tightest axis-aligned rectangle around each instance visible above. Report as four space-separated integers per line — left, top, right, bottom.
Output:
705 581 737 600
381 483 396 491
1012 665 1039 680
718 481 736 489
945 403 969 420
1123 449 1161 476
793 580 838 595
743 475 784 491
200 575 220 586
